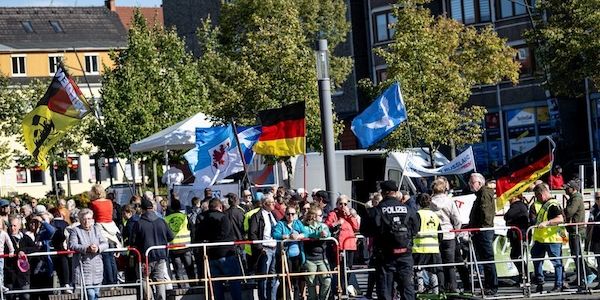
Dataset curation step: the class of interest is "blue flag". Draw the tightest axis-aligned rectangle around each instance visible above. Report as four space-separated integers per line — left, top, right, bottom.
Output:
184 125 261 188
351 82 408 148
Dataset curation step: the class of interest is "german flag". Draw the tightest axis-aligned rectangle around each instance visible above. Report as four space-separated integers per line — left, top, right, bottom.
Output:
495 137 555 211
22 66 91 169
253 102 305 156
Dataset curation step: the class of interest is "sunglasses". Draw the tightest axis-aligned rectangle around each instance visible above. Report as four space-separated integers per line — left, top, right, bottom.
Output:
338 202 348 206
286 212 296 216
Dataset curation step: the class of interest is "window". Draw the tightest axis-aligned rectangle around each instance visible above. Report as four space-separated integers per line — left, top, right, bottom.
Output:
376 67 388 84
498 0 533 18
516 47 533 76
49 20 64 33
21 21 33 33
54 156 81 182
11 56 26 76
373 10 396 43
449 0 491 24
15 164 45 184
48 55 63 74
84 55 99 74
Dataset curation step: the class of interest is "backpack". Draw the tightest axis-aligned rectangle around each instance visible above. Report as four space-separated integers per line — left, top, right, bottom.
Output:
379 206 411 251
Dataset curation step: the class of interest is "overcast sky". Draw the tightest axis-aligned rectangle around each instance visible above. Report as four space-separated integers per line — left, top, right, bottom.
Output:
2 0 161 7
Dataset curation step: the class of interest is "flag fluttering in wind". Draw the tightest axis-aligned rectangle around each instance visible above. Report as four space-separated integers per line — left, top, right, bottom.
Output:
495 137 555 211
22 66 91 169
184 125 261 188
351 82 408 148
253 102 305 156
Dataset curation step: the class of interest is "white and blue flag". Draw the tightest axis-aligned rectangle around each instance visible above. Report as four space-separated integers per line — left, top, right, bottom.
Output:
184 125 261 188
351 81 408 148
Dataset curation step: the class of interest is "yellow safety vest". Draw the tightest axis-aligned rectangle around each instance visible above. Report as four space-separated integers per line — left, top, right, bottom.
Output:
165 212 191 246
413 209 441 254
532 199 564 243
243 207 261 255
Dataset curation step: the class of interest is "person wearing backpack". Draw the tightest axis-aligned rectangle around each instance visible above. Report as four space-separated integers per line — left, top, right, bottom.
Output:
361 180 419 300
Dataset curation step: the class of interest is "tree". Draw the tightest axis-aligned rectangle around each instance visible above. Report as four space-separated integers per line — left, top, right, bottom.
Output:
87 10 208 157
525 0 600 97
362 0 520 165
197 0 352 151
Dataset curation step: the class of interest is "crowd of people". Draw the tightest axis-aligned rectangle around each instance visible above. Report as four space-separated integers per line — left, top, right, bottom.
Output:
0 169 598 300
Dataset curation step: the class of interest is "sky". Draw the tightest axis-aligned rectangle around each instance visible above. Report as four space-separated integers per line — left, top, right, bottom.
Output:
2 0 161 7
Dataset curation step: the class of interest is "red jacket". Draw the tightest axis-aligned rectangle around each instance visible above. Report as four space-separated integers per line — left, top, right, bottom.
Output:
325 209 359 250
549 174 564 190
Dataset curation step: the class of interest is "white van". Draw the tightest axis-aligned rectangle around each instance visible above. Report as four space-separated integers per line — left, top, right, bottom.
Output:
291 149 468 203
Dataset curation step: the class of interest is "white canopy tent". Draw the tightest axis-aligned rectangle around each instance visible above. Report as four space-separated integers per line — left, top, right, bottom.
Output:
129 112 213 198
129 112 213 153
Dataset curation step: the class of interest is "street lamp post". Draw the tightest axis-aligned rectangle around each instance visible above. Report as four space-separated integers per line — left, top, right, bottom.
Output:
316 39 339 208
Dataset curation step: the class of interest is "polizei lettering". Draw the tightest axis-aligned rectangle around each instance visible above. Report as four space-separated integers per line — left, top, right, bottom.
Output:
381 206 407 214
57 69 88 118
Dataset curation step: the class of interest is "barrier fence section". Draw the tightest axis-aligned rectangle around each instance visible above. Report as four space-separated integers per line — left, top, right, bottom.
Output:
525 221 600 298
0 246 143 300
350 227 525 300
145 237 341 300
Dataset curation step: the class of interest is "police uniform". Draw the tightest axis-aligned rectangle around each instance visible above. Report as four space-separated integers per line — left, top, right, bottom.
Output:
361 181 419 300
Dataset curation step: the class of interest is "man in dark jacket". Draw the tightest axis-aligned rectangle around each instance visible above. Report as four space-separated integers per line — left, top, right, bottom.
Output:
504 195 529 285
132 199 174 300
564 179 593 287
361 180 419 300
467 173 498 296
198 198 242 300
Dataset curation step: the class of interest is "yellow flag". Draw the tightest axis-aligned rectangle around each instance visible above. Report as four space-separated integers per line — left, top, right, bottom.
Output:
22 67 90 169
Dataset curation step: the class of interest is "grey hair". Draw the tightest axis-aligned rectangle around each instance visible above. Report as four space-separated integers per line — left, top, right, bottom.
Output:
470 173 486 184
77 208 94 221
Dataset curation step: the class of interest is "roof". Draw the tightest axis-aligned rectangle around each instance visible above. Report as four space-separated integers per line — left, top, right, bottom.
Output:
0 7 127 52
115 6 163 29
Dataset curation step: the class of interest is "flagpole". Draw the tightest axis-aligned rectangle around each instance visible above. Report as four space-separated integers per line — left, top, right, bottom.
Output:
70 49 135 196
231 119 253 189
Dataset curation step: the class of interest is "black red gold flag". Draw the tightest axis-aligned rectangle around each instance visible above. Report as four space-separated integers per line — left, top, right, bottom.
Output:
22 66 91 169
253 102 305 156
495 137 555 210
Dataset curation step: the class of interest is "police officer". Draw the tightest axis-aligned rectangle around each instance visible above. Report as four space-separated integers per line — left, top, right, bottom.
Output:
361 180 419 300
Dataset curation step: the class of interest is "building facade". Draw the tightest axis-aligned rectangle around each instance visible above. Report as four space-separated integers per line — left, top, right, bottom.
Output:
0 6 136 198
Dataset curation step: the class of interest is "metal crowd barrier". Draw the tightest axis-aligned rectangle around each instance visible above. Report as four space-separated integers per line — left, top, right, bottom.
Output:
145 237 341 300
525 221 600 298
0 246 143 300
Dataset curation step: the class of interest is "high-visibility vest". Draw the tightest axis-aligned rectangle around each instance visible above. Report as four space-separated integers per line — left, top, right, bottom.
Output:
532 199 564 244
243 207 261 255
413 209 441 254
165 212 191 246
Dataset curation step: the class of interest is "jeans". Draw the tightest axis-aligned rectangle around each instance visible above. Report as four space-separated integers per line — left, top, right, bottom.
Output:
304 259 331 300
170 250 196 288
531 242 563 286
472 231 498 290
375 254 414 300
102 252 118 285
144 259 169 300
257 247 279 300
209 256 242 300
440 239 457 291
86 288 100 300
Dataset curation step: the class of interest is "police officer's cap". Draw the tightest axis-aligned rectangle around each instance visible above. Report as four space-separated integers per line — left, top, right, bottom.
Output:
379 180 398 192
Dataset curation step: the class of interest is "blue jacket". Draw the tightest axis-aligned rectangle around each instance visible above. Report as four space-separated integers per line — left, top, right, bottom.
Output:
272 219 306 262
35 221 57 276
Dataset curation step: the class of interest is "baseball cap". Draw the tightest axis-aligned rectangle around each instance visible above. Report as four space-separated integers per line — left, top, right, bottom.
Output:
566 179 580 190
141 199 154 210
380 180 399 192
34 204 47 216
0 199 9 207
253 192 264 203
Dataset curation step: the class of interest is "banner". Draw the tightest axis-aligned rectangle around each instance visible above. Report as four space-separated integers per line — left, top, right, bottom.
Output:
403 147 475 177
22 66 90 168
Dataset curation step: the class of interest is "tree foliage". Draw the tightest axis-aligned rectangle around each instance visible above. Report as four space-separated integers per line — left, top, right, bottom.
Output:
87 10 208 158
525 0 600 97
362 0 520 162
197 0 352 151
